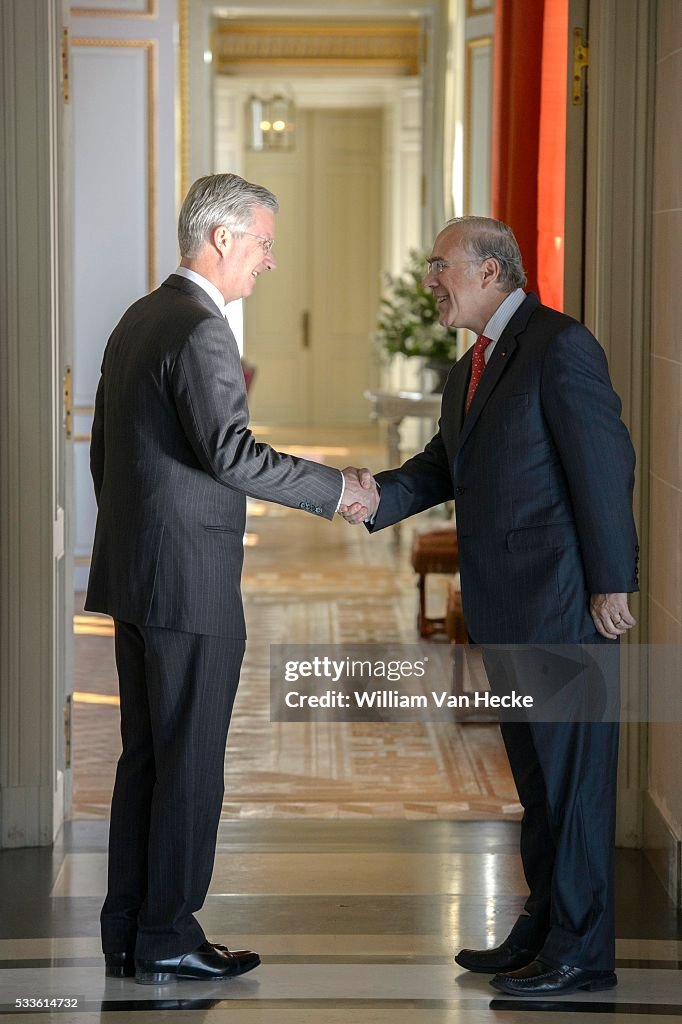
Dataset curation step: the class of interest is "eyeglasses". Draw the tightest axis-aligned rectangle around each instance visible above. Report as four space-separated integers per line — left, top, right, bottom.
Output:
231 230 275 253
425 257 474 275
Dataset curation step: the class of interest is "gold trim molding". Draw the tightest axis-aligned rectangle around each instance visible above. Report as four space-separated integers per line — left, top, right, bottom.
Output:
464 35 492 214
72 0 157 18
72 38 157 290
178 0 190 201
466 0 493 15
213 19 421 76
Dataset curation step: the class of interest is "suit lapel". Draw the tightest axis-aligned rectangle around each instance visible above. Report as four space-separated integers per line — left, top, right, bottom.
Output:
445 347 472 450
456 292 539 452
456 334 518 450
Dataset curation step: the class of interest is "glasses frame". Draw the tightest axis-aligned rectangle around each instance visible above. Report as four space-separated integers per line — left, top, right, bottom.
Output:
232 229 274 253
424 257 475 275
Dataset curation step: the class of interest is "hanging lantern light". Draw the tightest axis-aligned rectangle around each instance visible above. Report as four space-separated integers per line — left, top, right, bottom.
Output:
246 93 295 152
267 94 295 151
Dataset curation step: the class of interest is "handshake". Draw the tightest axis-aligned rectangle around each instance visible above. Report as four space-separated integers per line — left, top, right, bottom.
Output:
339 467 379 525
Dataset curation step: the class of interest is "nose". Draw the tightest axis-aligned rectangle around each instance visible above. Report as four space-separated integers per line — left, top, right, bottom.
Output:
263 250 276 271
423 270 436 289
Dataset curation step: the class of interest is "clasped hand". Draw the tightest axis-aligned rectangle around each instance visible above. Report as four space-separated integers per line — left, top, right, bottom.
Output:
339 467 379 524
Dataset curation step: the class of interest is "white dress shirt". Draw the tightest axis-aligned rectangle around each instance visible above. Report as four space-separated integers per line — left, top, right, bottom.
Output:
481 287 527 363
174 266 227 317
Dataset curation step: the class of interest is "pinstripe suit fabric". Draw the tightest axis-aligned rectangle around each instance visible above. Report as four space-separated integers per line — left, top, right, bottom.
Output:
101 622 244 959
86 274 343 958
369 293 639 971
86 274 341 638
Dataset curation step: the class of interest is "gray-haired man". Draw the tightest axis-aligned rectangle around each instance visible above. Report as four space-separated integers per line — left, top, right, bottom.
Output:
87 174 370 984
342 216 638 996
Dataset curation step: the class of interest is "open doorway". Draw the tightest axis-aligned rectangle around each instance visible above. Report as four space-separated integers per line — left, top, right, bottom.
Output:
243 107 383 428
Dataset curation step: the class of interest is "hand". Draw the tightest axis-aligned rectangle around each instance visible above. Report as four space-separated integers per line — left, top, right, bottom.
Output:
339 467 379 525
590 593 636 640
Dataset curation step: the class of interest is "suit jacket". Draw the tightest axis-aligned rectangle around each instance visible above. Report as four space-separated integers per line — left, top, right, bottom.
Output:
370 293 639 643
85 274 342 637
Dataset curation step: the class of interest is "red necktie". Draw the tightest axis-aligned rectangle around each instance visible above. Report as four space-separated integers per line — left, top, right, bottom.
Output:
465 335 492 413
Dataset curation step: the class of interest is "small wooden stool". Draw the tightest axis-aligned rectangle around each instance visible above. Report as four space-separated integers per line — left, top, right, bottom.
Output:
446 581 497 722
410 527 458 637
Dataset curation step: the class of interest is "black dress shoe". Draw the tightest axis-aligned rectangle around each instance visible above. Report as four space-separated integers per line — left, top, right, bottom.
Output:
105 951 135 978
490 958 617 995
135 941 260 985
454 940 539 974
105 941 234 979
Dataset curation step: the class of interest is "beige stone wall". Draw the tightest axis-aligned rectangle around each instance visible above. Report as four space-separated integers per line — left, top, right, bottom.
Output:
647 0 682 903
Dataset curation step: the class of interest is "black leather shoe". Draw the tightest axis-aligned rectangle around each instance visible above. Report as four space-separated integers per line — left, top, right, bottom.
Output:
105 941 235 979
454 940 539 974
135 941 260 985
105 951 135 978
490 958 617 995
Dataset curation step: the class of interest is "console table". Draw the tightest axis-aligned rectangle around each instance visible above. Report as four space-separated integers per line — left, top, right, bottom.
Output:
364 389 442 468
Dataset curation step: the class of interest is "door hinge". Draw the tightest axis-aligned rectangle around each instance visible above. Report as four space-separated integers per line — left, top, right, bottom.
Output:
62 26 70 103
64 365 73 439
301 310 310 349
573 27 589 105
64 694 72 769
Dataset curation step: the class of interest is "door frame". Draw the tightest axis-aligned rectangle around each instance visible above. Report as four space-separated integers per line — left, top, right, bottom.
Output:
185 0 454 243
581 0 656 847
0 0 72 847
215 73 424 407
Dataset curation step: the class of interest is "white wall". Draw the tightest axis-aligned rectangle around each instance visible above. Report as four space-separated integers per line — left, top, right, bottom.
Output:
0 0 68 847
70 0 178 589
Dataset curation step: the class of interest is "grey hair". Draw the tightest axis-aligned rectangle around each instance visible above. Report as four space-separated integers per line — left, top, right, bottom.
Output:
178 173 279 258
446 215 527 291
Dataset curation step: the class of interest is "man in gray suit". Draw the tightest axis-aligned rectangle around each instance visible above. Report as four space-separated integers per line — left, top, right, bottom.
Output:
86 174 370 985
342 216 638 997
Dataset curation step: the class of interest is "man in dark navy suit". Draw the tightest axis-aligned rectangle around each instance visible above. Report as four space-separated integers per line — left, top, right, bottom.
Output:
342 216 639 996
87 174 371 985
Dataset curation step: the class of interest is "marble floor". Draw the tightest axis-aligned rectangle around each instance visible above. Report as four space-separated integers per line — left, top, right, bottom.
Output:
0 820 680 1022
72 427 519 821
2 427 680 1020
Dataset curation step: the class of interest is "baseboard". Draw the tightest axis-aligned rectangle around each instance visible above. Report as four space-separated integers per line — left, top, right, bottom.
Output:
643 789 682 907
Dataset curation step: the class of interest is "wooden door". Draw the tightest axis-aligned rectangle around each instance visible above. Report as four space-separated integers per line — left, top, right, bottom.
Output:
243 108 381 427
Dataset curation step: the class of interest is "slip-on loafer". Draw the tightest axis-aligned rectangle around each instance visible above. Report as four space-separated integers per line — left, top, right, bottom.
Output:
135 940 260 985
105 951 135 978
490 958 617 995
454 940 539 974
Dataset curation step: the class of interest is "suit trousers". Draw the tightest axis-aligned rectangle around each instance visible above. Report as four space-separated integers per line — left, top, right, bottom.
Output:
100 620 245 960
482 635 619 971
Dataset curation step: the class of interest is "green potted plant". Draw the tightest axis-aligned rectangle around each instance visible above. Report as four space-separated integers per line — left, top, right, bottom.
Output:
375 250 458 392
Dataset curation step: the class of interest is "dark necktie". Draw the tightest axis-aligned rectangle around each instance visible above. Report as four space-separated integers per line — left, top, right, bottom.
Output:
465 334 493 413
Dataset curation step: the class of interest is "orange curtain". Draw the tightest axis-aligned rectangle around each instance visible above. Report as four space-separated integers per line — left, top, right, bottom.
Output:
537 0 568 309
491 0 568 309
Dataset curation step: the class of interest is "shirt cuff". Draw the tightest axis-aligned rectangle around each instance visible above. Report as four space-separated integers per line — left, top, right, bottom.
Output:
334 469 346 513
365 482 381 524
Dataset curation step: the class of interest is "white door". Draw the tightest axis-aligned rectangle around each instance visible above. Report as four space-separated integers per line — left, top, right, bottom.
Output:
243 108 382 427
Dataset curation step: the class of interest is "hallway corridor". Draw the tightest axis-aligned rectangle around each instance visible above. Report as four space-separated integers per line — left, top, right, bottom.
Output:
0 818 680 1019
1 429 680 1020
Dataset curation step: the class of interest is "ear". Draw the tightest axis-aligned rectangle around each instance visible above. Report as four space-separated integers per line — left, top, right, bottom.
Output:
480 257 501 288
211 224 232 256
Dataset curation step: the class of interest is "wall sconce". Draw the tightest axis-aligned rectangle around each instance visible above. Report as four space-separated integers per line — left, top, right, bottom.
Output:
246 94 295 152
